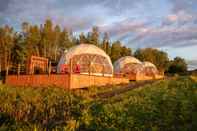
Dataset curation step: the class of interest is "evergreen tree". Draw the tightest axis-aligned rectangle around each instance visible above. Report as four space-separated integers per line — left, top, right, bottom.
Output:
121 46 132 56
110 41 122 63
21 22 29 34
79 32 87 44
102 32 111 55
72 36 80 45
59 28 73 50
11 34 27 65
53 25 61 61
26 25 41 56
89 26 100 46
41 19 54 58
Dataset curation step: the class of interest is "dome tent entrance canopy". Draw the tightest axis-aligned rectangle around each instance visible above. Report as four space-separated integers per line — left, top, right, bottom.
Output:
57 44 113 76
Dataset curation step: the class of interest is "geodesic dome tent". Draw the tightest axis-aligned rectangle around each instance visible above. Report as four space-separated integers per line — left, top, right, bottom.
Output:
114 56 144 76
57 44 113 76
142 61 159 77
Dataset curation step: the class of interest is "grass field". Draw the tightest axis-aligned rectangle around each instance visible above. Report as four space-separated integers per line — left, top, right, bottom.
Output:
191 75 197 82
0 77 196 131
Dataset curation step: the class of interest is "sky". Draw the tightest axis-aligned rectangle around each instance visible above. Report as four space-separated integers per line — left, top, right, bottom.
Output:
0 0 197 69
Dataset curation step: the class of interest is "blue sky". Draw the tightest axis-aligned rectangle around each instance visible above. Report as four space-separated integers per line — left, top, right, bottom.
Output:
0 0 197 65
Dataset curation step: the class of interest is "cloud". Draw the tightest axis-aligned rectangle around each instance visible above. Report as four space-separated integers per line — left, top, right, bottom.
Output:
99 18 148 38
0 0 159 30
0 0 112 30
171 0 197 13
0 0 11 12
122 1 197 49
128 25 197 48
162 10 195 26
0 0 196 60
187 60 197 70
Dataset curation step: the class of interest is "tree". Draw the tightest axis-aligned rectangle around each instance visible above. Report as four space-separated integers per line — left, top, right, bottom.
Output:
121 46 132 56
11 34 27 65
52 25 61 61
79 32 87 44
21 22 29 33
11 33 27 74
0 25 14 73
41 19 54 58
26 25 41 56
72 37 80 45
101 32 111 55
59 28 74 50
110 41 122 63
168 57 187 74
88 26 100 46
134 48 169 72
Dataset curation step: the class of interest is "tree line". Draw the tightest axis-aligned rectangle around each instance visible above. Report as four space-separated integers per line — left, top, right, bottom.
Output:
0 19 187 76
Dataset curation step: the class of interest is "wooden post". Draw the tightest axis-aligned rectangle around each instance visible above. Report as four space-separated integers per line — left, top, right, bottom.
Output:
102 65 104 76
0 62 1 77
17 64 21 76
6 65 9 76
89 62 91 76
48 61 51 75
70 59 72 74
69 59 73 90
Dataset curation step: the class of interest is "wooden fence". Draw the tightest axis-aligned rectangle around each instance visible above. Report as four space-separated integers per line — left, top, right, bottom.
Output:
5 74 129 89
5 74 70 89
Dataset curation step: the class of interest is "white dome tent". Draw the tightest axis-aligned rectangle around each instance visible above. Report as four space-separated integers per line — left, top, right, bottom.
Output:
114 56 143 75
142 61 159 77
114 56 163 80
114 56 142 74
57 44 113 76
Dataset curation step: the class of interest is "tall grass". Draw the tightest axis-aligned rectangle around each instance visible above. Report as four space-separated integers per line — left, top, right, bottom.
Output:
0 77 196 130
191 75 197 82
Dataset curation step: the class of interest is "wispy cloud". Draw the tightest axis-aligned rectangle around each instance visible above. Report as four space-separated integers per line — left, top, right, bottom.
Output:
0 0 197 60
99 19 148 37
0 0 111 30
129 25 197 48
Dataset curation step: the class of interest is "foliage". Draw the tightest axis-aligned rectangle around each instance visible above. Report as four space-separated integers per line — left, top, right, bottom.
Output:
134 48 169 72
191 75 197 82
0 25 14 70
111 41 132 63
0 77 196 130
11 34 27 64
168 57 188 74
101 32 111 55
87 26 100 46
0 20 135 74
